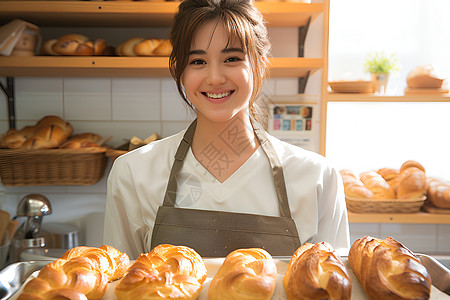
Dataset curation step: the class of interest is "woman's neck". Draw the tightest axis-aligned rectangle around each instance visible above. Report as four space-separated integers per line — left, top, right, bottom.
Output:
191 114 260 183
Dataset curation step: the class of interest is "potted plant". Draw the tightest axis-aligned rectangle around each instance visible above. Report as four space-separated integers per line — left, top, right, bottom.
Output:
363 51 400 94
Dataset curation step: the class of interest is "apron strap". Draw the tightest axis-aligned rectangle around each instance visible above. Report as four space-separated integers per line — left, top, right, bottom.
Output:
162 118 293 218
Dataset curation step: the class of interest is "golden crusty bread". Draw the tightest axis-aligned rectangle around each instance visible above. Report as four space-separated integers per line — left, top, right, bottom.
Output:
17 245 130 300
59 133 102 149
377 168 400 196
133 38 161 56
0 115 73 149
283 241 352 300
152 39 173 56
426 177 450 208
340 169 374 199
360 171 395 199
209 248 277 300
406 64 446 88
348 236 431 300
115 244 207 300
396 161 427 199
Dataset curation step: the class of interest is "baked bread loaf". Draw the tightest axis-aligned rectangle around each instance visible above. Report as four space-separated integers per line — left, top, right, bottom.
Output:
406 64 446 88
0 115 73 149
115 244 207 300
42 34 109 56
340 169 374 199
360 171 395 199
283 241 351 300
209 248 277 300
59 133 102 149
377 168 400 195
116 38 172 57
348 236 431 300
396 160 427 199
17 245 130 300
427 177 450 208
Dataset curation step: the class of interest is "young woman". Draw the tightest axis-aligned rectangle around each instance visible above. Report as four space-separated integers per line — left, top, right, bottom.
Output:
104 0 349 259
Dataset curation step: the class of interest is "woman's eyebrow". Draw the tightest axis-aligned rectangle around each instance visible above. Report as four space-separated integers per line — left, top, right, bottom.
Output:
188 49 206 56
222 47 244 53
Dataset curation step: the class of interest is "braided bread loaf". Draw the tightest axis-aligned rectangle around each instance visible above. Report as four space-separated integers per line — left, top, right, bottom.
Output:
17 245 130 300
348 236 431 300
42 34 110 56
283 241 352 300
115 244 207 300
209 248 277 300
340 169 374 198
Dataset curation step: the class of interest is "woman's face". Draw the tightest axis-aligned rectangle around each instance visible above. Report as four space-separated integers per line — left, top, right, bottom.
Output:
181 20 254 123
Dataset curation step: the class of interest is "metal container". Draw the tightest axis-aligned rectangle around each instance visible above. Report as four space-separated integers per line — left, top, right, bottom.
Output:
41 223 79 250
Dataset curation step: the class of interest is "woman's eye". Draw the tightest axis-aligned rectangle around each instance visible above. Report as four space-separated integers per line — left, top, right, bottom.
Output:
189 59 205 65
225 57 242 63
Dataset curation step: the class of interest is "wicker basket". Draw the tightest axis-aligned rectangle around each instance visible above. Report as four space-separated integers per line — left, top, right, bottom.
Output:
0 147 107 186
346 195 427 213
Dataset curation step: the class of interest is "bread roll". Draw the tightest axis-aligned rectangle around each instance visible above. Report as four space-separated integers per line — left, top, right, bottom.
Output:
427 177 450 208
348 236 431 300
406 65 445 88
115 244 207 300
377 168 400 195
152 39 172 56
117 37 146 56
397 161 427 199
59 133 102 149
283 241 351 300
360 171 395 199
133 38 161 56
17 245 130 300
340 169 374 199
209 248 277 300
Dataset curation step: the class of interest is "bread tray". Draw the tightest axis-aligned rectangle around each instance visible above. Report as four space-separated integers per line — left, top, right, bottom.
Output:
346 195 426 213
329 80 374 93
0 147 107 186
2 254 449 299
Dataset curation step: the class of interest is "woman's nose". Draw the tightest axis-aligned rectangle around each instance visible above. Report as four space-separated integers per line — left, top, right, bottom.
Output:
206 63 226 85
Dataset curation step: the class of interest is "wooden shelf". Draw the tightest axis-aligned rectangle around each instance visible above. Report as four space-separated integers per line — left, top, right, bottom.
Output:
0 1 323 27
326 92 450 102
348 212 450 224
0 56 322 78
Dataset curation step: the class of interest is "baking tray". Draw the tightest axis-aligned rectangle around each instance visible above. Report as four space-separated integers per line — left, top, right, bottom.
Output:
1 255 449 299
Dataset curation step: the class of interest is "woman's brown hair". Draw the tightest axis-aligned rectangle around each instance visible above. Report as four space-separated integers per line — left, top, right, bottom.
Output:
169 0 271 121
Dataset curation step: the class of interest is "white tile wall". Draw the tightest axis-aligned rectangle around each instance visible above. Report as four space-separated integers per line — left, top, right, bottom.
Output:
1 21 449 256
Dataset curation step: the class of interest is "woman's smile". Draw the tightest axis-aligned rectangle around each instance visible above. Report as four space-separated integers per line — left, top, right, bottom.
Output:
202 90 235 103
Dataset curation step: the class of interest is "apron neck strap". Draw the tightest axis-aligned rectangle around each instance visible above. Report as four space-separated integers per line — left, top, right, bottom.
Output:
163 118 292 218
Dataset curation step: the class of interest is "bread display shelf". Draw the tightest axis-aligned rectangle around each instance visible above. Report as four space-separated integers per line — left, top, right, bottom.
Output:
0 56 322 78
0 147 107 186
348 212 450 224
326 92 450 102
0 1 323 27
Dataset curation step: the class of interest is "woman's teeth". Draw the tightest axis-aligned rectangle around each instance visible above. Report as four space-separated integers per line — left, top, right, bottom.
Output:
205 91 231 99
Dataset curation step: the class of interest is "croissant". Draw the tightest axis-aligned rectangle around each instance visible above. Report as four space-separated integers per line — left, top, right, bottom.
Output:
396 160 427 199
17 245 130 300
348 236 431 300
209 248 277 300
115 244 207 300
283 242 351 300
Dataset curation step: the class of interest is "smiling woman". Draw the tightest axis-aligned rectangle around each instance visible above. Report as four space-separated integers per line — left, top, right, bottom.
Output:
104 0 350 260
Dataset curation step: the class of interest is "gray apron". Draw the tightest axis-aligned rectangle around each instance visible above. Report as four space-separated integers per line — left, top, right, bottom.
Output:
151 119 301 257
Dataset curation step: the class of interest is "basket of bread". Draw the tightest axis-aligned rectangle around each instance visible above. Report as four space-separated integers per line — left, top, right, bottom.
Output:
0 115 107 186
7 236 449 299
341 160 429 213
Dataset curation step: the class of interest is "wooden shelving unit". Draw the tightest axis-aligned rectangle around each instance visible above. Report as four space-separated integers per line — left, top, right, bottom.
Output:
348 212 450 224
0 1 324 78
326 92 450 103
